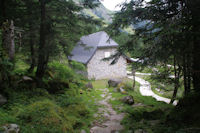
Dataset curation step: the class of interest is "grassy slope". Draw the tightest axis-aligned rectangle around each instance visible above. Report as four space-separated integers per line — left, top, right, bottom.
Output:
91 78 174 133
0 56 102 133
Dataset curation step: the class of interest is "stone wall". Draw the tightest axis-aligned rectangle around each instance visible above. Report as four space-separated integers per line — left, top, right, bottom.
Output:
87 47 127 80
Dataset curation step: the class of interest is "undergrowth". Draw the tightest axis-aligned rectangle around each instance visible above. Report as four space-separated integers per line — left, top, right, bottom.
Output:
0 59 98 133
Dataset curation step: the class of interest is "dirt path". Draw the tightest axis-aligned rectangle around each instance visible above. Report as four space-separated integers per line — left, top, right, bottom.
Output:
128 75 178 106
90 88 124 133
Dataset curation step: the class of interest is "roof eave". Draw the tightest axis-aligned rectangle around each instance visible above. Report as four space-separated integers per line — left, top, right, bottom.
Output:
97 45 118 48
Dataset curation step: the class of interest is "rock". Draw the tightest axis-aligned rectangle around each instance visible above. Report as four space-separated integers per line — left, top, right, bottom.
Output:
22 76 33 81
85 82 93 89
80 129 86 133
119 87 125 92
134 129 146 133
0 94 7 106
121 95 134 105
108 79 122 87
17 76 34 84
2 124 20 133
119 87 127 94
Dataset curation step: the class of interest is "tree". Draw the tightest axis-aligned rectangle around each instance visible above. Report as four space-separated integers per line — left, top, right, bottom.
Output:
108 0 200 98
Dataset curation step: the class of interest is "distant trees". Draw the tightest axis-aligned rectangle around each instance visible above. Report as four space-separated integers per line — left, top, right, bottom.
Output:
109 0 200 100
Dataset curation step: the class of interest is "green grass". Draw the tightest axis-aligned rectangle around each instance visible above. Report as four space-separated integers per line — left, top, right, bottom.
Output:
14 54 29 75
91 80 108 89
103 78 174 133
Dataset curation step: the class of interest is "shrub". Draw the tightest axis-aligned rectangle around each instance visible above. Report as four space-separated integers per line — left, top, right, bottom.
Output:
123 81 133 90
17 100 76 133
167 92 200 127
48 61 75 82
55 90 81 107
69 61 86 71
117 80 133 91
65 104 91 129
0 109 16 126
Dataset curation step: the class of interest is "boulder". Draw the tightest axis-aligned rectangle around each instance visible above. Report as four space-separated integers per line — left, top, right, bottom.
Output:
18 76 33 83
0 94 7 106
121 95 134 105
22 76 33 81
108 79 122 87
119 87 127 94
85 82 93 89
2 124 20 133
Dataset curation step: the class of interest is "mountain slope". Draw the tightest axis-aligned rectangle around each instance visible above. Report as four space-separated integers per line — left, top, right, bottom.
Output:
74 0 114 23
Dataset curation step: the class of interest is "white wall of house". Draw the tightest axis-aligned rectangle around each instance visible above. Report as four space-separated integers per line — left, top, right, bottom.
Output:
87 47 127 80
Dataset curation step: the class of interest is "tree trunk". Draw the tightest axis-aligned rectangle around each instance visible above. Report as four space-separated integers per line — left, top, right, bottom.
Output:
2 20 15 61
28 22 36 73
186 54 191 93
132 64 135 90
192 33 200 91
9 20 15 61
0 0 5 26
170 56 180 104
188 0 200 91
36 0 47 79
183 54 191 95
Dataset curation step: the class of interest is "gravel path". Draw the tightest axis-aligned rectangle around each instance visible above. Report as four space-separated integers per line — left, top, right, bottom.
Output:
128 75 178 106
90 88 124 133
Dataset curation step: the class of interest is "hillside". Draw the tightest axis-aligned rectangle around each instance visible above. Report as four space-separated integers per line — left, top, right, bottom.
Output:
74 0 114 23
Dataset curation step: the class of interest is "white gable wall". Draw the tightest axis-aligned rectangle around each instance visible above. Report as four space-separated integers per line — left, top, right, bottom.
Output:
87 47 127 80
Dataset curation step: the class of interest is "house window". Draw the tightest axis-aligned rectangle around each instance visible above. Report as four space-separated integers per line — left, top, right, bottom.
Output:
105 52 110 58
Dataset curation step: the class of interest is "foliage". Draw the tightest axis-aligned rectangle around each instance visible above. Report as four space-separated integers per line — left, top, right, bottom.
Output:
55 90 82 107
17 100 76 132
109 0 200 96
69 60 86 71
167 92 200 127
0 85 97 132
0 109 16 126
48 61 75 82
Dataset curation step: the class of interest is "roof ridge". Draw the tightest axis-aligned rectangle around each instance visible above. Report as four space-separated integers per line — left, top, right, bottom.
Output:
97 31 107 46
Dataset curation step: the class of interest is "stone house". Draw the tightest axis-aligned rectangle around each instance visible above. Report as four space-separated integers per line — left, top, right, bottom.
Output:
69 31 127 80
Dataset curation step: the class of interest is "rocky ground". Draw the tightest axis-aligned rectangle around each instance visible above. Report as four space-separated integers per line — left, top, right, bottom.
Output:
90 88 124 133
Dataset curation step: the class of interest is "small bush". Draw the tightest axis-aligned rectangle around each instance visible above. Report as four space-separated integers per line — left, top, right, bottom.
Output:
167 92 200 127
56 91 81 107
69 61 86 71
17 100 76 133
123 82 133 90
48 61 75 82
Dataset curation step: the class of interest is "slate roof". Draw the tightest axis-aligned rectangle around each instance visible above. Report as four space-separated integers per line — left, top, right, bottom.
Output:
69 31 119 64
